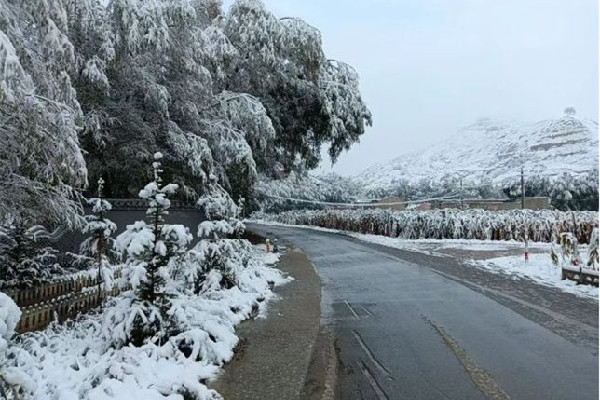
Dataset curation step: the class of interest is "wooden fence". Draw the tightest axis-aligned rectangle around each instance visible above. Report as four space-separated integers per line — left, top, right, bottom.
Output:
16 285 124 333
3 268 127 333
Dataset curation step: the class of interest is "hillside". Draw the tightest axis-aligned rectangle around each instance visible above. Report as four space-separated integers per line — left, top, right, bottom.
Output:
355 114 599 196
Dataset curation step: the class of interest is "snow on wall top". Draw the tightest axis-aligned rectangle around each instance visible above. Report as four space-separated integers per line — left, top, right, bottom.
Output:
355 115 599 191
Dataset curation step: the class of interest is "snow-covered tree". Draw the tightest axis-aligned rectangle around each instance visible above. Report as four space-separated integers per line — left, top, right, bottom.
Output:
69 178 118 305
2 0 372 231
190 179 246 290
0 225 63 288
116 153 192 345
73 0 371 203
0 0 88 229
224 0 372 173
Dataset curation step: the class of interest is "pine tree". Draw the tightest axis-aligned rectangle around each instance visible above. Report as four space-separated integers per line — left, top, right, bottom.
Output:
116 152 192 345
81 178 117 306
0 225 63 288
194 179 247 290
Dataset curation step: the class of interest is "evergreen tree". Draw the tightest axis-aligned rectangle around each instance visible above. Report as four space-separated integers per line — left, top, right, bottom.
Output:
194 180 245 288
116 153 192 345
80 178 118 304
0 225 63 288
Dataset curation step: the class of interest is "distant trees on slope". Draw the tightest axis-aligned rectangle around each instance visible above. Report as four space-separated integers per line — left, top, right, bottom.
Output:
361 172 598 212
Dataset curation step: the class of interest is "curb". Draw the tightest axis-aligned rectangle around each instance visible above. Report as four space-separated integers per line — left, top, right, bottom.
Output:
300 327 338 400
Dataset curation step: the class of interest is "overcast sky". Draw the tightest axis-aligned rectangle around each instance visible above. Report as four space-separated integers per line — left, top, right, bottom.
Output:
224 0 599 176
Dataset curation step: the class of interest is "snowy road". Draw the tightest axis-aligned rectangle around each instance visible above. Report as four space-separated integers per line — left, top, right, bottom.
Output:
247 223 598 400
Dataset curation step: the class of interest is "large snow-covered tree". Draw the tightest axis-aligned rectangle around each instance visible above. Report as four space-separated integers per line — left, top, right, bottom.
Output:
0 0 88 228
224 0 372 173
68 0 370 204
2 0 372 229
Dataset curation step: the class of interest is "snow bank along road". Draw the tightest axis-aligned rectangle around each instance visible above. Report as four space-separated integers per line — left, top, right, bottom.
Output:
246 223 598 400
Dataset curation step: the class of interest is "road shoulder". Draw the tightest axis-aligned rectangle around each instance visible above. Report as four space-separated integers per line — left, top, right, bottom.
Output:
209 246 322 400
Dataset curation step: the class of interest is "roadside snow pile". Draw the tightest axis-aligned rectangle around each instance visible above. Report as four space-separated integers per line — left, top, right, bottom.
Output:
474 253 598 299
343 232 550 254
1 246 289 400
0 293 20 360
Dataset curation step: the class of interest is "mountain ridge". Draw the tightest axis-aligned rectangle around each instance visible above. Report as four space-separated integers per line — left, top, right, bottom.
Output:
354 114 599 195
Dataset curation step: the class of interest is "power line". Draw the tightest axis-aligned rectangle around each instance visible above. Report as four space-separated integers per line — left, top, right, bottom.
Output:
261 194 460 207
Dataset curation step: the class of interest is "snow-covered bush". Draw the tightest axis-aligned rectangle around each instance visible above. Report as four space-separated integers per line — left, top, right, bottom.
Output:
255 209 598 244
2 244 288 400
116 153 193 346
0 292 20 398
556 232 583 267
550 229 599 271
0 225 63 288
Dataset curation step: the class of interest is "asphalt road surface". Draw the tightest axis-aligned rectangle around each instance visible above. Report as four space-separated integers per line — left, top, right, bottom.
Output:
247 223 599 400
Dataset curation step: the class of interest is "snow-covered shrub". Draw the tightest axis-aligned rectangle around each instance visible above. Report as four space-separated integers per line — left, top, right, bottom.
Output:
256 209 598 244
0 292 20 398
2 245 287 400
116 153 193 346
557 232 583 267
0 225 63 288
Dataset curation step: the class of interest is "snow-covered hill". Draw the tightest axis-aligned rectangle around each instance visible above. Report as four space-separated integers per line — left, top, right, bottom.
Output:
355 114 599 194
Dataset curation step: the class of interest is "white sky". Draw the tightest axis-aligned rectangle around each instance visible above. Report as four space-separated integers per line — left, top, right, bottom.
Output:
224 0 599 176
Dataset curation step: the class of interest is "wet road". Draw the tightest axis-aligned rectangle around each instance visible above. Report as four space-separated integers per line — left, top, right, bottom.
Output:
248 223 599 400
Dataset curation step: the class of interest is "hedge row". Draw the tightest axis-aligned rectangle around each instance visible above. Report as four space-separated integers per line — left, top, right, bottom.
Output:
256 209 599 244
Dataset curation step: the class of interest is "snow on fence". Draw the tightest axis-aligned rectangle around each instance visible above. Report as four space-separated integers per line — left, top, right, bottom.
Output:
1 266 124 307
256 209 599 244
2 267 127 333
15 285 126 333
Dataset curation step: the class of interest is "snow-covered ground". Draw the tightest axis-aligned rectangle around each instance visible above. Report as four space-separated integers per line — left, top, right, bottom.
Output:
1 245 290 400
344 233 597 299
251 220 598 299
474 253 598 299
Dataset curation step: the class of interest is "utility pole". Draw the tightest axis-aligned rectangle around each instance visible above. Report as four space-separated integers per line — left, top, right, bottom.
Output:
521 166 525 209
459 177 464 210
521 167 528 262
